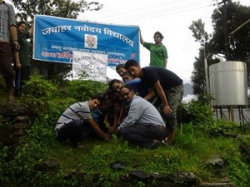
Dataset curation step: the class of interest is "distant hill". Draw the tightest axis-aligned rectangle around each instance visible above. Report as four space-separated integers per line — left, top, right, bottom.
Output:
183 83 193 97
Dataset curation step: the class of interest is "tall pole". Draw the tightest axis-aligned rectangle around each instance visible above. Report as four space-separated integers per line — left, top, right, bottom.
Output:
222 0 230 60
222 1 233 121
203 46 209 95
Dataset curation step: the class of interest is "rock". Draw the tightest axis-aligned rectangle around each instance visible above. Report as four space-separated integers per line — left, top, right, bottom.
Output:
149 172 169 180
219 176 231 183
0 103 28 116
64 170 86 180
205 158 224 167
12 128 26 136
13 122 30 130
205 155 224 175
200 182 236 187
240 142 250 157
110 161 127 170
167 171 199 185
129 169 148 180
223 133 238 138
14 116 31 123
34 160 60 171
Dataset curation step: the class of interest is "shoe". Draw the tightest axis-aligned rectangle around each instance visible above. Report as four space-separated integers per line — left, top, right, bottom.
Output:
148 140 162 149
161 141 171 148
7 100 17 104
77 144 84 148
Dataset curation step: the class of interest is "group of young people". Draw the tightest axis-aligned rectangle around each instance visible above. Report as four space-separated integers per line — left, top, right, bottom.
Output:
1 3 181 149
54 30 182 149
55 58 183 149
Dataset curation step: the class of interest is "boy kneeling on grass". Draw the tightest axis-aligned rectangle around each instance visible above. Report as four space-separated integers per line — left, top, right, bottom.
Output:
117 85 168 149
54 95 111 147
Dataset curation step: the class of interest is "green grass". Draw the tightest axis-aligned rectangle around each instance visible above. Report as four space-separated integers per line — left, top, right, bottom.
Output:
8 124 246 187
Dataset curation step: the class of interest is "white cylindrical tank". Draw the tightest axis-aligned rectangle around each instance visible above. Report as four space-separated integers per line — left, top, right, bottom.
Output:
209 61 248 106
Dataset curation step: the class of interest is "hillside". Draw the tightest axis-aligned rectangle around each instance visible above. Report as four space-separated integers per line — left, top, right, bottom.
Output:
184 83 193 97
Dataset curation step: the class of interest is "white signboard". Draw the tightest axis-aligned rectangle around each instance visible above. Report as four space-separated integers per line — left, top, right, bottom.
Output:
72 51 108 82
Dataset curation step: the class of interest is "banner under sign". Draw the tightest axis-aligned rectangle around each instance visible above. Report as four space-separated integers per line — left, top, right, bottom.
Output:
72 51 107 82
33 15 139 66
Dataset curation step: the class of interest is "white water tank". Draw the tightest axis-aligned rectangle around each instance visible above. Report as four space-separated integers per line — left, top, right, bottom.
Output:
209 61 248 106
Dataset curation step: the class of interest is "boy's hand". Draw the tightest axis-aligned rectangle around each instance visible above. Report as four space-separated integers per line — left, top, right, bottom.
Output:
15 61 21 69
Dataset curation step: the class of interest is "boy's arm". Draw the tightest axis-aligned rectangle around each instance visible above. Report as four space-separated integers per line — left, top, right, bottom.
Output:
28 24 34 36
10 25 20 50
112 113 119 130
144 87 155 101
88 119 110 140
13 50 21 69
154 80 171 115
117 107 125 125
139 29 144 45
164 58 168 68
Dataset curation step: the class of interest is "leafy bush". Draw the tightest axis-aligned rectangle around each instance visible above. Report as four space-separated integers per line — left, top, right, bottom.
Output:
178 100 215 131
22 70 58 99
65 80 108 101
21 72 58 116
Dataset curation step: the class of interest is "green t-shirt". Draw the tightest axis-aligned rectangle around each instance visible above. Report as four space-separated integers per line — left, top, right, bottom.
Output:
18 32 30 66
143 42 168 67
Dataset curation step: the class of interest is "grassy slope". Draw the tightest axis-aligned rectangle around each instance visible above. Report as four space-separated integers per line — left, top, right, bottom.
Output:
29 126 249 186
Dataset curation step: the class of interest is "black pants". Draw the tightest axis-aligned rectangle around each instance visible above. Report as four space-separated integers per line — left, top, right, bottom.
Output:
56 119 92 146
0 43 15 88
120 124 168 148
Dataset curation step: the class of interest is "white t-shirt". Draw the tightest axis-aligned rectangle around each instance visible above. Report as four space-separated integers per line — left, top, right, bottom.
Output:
54 101 92 130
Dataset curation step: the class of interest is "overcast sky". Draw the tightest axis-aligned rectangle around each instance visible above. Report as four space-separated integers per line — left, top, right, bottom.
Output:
6 0 250 83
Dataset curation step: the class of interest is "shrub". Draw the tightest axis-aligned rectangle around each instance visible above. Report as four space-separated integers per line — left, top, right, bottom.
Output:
65 79 108 100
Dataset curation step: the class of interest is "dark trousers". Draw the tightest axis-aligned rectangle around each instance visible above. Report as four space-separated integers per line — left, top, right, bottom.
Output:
56 119 92 146
120 124 168 148
15 69 21 94
0 42 15 88
163 84 184 131
15 66 30 95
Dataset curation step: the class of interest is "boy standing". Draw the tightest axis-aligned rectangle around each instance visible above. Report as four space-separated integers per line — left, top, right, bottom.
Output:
124 59 183 144
0 0 20 102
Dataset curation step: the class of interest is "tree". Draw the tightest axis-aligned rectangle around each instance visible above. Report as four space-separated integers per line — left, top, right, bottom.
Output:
190 1 250 97
190 48 218 96
189 19 208 95
189 19 209 45
191 50 206 95
12 0 103 21
211 0 250 86
12 0 103 80
189 19 218 96
210 0 250 63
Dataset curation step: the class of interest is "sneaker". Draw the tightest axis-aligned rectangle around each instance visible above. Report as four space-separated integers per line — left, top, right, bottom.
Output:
160 141 171 148
148 140 162 149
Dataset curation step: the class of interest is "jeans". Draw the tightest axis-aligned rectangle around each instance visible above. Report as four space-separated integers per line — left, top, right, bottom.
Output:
56 119 92 146
120 124 168 148
15 69 21 94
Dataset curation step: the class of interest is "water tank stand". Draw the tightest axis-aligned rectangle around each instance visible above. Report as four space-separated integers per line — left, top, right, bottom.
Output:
238 106 250 133
228 106 234 121
215 106 249 132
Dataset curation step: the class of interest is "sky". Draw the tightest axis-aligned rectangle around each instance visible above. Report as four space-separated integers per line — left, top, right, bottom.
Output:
6 0 250 84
